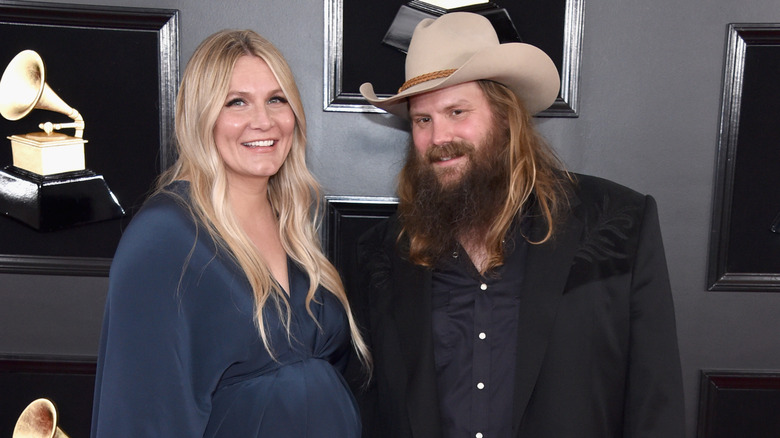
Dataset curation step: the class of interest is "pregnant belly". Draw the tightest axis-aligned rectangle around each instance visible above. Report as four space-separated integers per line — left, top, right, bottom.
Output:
204 358 360 437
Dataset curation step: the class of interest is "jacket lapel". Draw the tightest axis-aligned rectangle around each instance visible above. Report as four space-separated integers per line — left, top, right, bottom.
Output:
512 196 584 433
389 240 443 437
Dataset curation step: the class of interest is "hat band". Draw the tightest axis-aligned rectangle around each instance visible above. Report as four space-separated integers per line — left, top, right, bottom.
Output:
398 69 457 93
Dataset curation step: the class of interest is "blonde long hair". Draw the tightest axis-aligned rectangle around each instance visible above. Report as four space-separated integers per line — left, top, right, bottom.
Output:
156 29 370 369
398 80 573 271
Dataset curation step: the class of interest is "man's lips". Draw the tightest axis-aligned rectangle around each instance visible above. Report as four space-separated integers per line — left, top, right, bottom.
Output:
426 142 474 164
432 153 464 163
427 144 470 164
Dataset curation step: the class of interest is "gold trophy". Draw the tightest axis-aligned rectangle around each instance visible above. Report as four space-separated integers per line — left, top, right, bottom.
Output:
13 398 70 438
0 49 124 231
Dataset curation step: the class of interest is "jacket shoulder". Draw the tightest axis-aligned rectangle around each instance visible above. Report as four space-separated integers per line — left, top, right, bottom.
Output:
566 172 658 247
570 173 647 208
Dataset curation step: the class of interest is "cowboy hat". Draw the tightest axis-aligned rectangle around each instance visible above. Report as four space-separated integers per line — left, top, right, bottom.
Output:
360 12 560 117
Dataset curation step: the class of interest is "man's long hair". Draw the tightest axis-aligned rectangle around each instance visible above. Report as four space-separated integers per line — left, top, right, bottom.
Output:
397 80 573 271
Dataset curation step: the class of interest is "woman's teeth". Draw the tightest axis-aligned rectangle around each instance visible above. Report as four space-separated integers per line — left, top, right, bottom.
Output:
243 140 274 148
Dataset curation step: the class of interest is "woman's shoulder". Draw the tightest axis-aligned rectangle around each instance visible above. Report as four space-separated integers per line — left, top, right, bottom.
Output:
128 181 194 229
115 181 198 256
141 180 191 212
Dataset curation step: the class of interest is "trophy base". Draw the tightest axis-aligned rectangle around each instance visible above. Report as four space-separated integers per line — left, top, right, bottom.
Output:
0 166 125 231
9 132 87 175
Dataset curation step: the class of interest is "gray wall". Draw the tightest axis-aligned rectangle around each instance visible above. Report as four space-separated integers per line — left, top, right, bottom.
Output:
2 0 780 436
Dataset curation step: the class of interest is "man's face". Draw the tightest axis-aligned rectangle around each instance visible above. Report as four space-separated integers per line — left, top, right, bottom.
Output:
408 81 497 186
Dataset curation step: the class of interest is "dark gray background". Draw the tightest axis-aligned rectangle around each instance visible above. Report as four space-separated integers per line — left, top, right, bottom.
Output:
2 0 780 436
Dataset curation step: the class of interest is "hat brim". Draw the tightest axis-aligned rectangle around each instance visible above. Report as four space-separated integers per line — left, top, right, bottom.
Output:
360 42 560 118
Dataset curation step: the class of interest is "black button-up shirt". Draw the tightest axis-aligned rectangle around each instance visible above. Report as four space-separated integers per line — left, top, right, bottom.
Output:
431 226 526 438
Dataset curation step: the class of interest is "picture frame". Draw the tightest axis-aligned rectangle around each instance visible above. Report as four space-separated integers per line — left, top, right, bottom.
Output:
707 23 780 291
0 1 179 276
322 196 398 297
697 370 780 437
324 0 583 117
0 355 97 437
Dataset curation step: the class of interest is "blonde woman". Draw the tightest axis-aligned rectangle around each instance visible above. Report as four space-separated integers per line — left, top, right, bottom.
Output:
91 29 369 437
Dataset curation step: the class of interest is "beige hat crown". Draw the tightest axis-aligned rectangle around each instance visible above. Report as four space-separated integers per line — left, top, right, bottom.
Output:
360 12 560 117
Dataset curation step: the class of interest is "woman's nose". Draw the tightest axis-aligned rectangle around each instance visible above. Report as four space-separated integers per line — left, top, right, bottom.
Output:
251 106 274 130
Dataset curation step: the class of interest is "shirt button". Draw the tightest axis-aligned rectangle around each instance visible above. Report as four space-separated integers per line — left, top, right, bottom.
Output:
480 283 487 291
476 433 484 438
478 332 486 340
477 382 485 389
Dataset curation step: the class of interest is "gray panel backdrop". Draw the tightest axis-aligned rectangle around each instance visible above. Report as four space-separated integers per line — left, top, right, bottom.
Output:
1 0 780 436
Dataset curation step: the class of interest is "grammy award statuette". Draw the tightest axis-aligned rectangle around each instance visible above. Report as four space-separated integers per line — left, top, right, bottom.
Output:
0 49 125 231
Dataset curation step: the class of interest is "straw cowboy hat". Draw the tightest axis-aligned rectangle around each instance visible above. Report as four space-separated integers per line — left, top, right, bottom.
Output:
360 12 560 117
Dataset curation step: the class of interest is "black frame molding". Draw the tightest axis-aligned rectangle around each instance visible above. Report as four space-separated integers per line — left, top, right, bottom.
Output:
324 0 583 116
0 1 179 276
697 370 780 437
707 23 780 291
322 195 398 295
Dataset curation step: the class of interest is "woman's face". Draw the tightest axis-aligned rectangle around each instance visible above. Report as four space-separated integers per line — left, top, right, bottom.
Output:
213 55 295 192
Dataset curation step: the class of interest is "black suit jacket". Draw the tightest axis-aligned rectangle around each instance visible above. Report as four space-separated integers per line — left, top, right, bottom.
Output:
349 174 685 438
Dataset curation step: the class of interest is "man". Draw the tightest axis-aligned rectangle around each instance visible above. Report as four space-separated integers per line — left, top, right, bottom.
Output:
351 12 685 438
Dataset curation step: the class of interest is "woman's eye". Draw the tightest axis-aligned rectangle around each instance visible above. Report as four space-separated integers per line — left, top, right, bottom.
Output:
268 95 288 105
226 98 245 107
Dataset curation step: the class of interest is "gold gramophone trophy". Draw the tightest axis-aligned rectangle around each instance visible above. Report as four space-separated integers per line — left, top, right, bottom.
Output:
0 49 124 231
13 398 70 438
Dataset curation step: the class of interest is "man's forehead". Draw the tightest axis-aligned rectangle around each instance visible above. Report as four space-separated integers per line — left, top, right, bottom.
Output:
408 81 486 112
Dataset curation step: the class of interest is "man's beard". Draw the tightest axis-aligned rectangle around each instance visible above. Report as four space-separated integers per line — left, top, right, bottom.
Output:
398 125 510 264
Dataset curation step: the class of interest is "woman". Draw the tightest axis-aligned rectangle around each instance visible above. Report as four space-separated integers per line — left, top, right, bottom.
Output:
91 29 369 437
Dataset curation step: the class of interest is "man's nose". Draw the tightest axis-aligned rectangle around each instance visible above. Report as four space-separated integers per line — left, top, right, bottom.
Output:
430 120 453 146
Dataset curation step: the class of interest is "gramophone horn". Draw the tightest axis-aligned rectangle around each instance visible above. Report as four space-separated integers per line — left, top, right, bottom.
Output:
12 398 70 438
0 50 82 126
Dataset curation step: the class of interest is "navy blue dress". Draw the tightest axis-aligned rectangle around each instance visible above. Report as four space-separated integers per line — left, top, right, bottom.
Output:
91 182 360 437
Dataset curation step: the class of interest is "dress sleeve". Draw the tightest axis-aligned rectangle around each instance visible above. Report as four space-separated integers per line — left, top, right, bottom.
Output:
623 195 685 437
91 198 215 437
